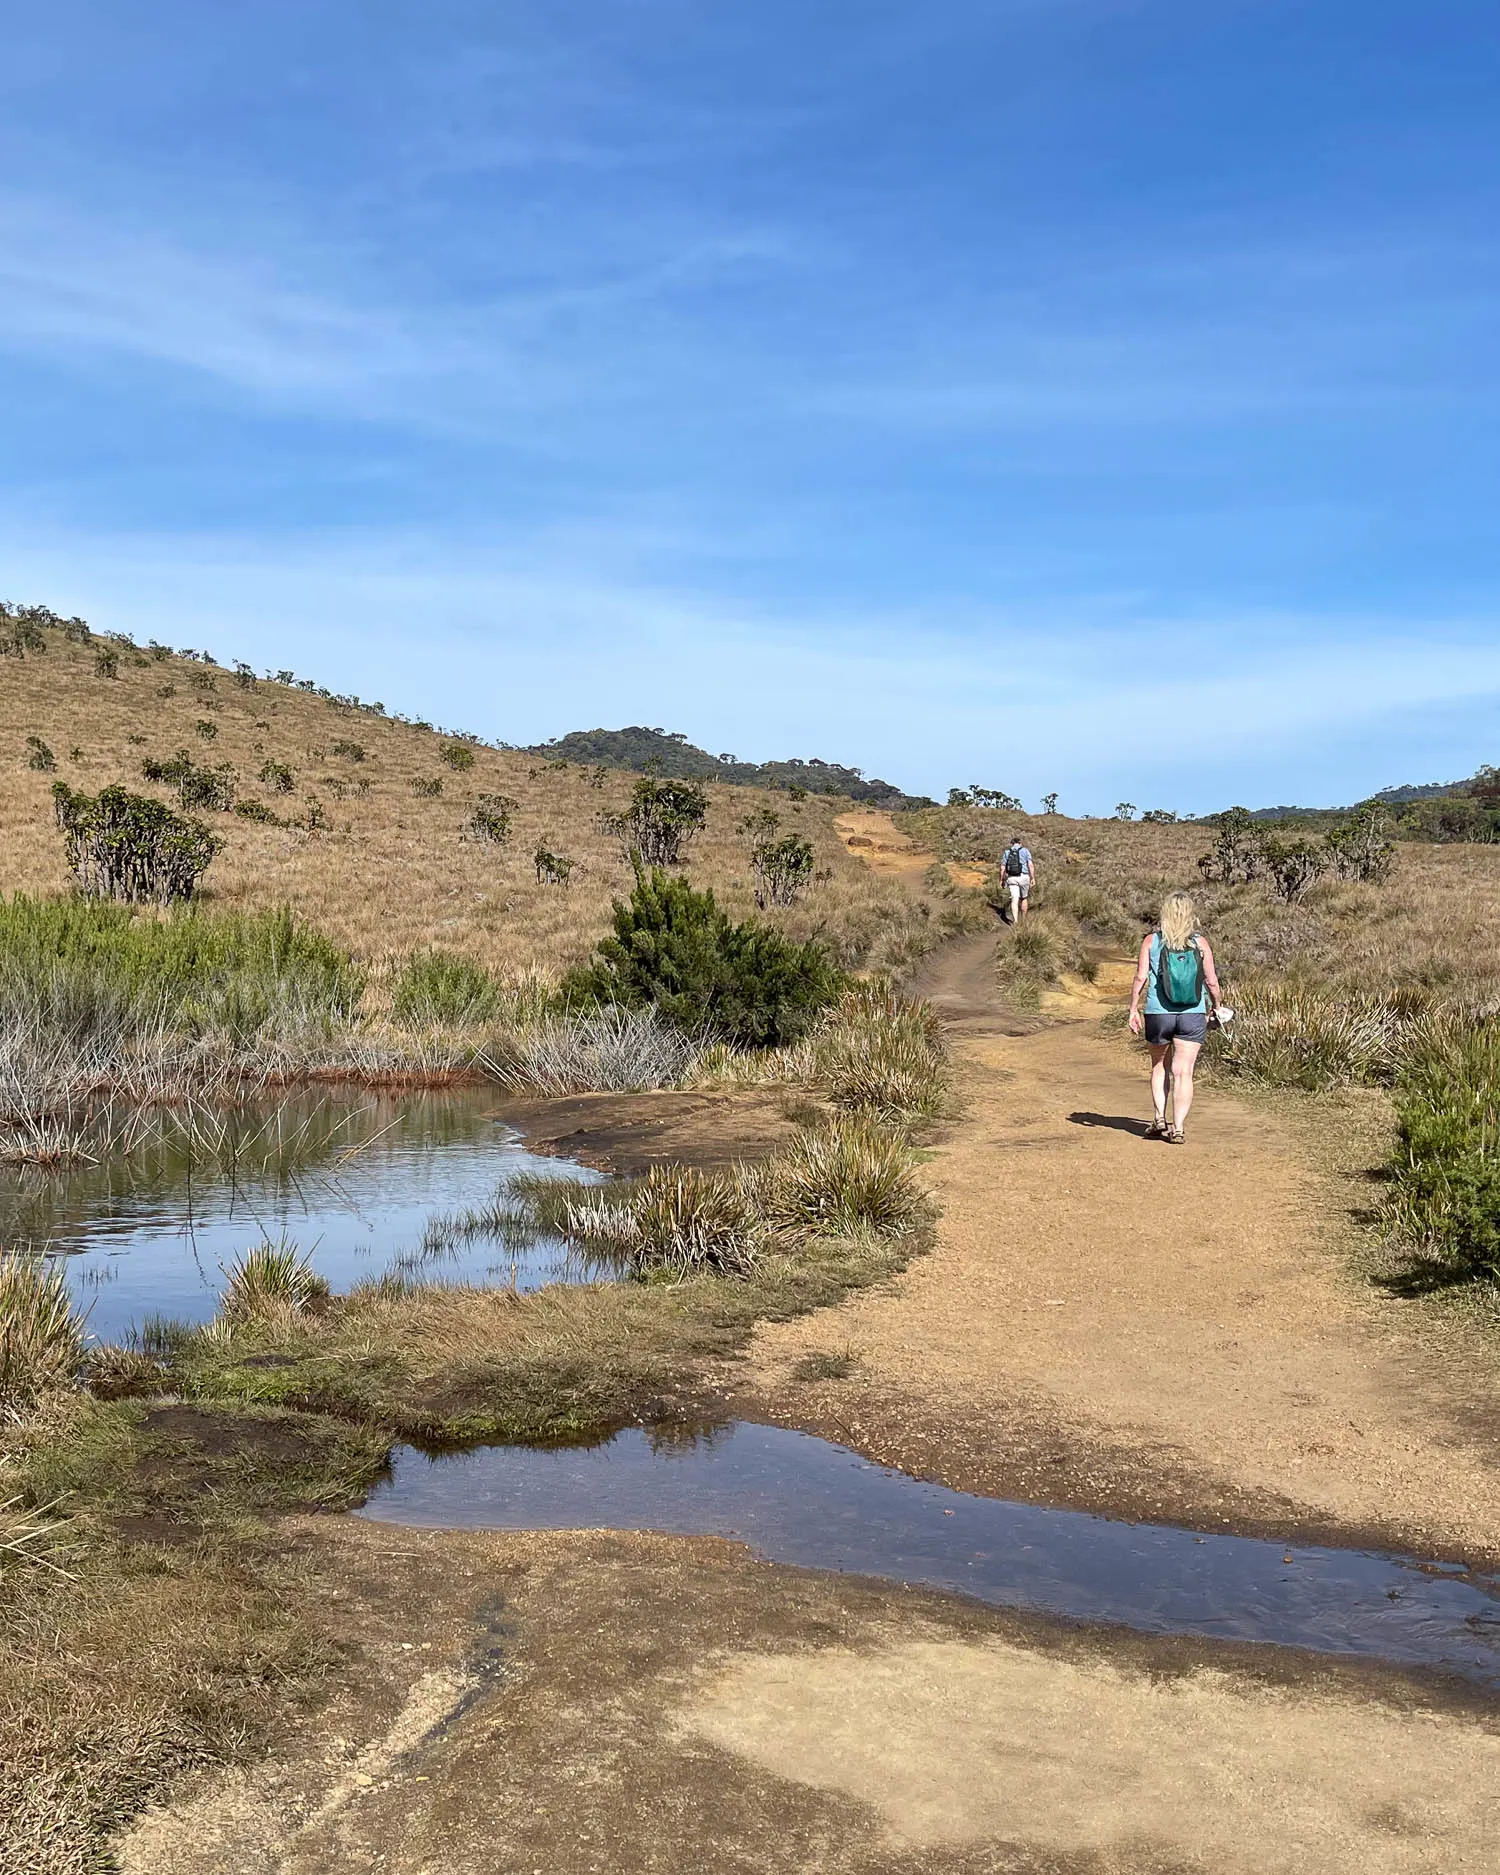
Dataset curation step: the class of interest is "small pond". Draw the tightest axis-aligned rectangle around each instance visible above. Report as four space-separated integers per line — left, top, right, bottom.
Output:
9 1086 606 1342
360 1421 1500 1688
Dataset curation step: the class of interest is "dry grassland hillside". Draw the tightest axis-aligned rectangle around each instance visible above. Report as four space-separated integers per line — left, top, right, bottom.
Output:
0 628 934 979
909 803 1500 1006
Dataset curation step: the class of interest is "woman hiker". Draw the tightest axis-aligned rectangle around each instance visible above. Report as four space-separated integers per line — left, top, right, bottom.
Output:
1127 890 1223 1144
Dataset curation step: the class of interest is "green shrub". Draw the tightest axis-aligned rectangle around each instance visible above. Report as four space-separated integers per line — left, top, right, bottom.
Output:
233 797 279 824
740 808 815 908
1385 1023 1500 1282
0 1252 88 1407
534 845 574 885
1259 834 1326 902
53 782 223 904
565 868 842 1048
24 737 55 773
391 950 506 1027
258 759 295 794
330 739 365 762
601 775 708 866
439 741 475 771
141 749 236 812
1325 804 1397 883
411 775 443 798
468 794 516 844
194 719 219 742
93 646 118 679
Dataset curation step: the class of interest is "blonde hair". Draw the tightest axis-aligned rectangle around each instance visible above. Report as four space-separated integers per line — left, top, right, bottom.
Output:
1159 891 1197 951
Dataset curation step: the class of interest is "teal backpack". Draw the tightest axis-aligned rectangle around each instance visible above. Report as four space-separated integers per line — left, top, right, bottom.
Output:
1155 935 1204 1011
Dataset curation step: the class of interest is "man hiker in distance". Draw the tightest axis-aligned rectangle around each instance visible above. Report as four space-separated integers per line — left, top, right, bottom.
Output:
1002 835 1035 922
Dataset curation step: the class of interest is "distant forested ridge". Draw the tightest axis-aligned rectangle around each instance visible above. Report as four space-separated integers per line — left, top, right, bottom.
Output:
1242 765 1500 843
525 726 932 809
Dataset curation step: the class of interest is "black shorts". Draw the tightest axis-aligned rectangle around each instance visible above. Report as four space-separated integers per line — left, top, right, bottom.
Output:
1144 1011 1207 1045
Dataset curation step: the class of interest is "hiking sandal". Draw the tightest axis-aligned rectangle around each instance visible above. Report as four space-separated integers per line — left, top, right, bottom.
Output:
1145 1118 1168 1140
1166 1126 1185 1145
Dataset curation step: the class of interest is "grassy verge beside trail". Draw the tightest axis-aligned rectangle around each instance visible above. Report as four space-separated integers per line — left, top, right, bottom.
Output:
1 1388 387 1875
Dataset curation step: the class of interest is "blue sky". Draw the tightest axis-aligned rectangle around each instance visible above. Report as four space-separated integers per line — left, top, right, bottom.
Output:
3 0 1498 811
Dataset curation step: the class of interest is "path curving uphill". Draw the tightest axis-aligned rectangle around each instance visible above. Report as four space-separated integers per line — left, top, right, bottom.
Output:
753 925 1500 1564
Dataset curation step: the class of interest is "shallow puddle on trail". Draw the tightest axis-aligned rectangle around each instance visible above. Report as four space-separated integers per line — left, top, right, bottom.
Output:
8 1086 607 1341
359 1421 1500 1689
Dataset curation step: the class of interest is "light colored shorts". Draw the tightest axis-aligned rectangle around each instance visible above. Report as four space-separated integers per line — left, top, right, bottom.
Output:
1006 874 1032 902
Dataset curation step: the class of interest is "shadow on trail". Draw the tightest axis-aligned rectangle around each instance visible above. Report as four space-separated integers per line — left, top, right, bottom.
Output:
1067 1111 1152 1137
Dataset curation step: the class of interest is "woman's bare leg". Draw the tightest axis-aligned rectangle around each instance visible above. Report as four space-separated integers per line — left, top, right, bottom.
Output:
1148 1043 1172 1124
1171 1040 1202 1132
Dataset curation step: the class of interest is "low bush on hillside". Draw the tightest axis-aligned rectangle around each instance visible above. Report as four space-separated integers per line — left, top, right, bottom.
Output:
565 867 842 1048
141 750 236 812
533 845 575 885
24 737 55 773
233 797 279 824
258 759 295 795
1199 804 1396 895
438 741 475 771
1384 1021 1500 1285
468 794 516 844
601 775 708 866
53 783 223 905
740 807 815 908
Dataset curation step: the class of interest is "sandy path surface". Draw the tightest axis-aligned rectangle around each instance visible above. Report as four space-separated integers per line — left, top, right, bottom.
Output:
750 933 1500 1562
117 1520 1500 1875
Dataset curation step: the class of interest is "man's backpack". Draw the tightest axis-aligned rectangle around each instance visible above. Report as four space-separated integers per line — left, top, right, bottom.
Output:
1156 936 1204 1011
1004 847 1025 878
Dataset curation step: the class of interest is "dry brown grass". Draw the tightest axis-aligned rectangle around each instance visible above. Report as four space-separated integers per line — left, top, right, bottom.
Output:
0 1535 323 1875
0 631 929 979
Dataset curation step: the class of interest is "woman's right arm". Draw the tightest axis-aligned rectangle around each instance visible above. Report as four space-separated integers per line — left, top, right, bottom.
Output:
1128 933 1152 1035
1199 938 1222 1008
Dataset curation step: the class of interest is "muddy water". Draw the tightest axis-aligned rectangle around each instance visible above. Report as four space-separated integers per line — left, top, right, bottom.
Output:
8 1087 606 1342
359 1421 1500 1688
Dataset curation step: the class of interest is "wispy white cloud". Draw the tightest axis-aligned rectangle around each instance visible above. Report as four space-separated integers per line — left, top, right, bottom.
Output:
5 520 1497 808
0 190 797 425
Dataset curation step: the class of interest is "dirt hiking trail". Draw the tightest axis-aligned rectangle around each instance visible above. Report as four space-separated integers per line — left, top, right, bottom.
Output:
753 929 1500 1563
